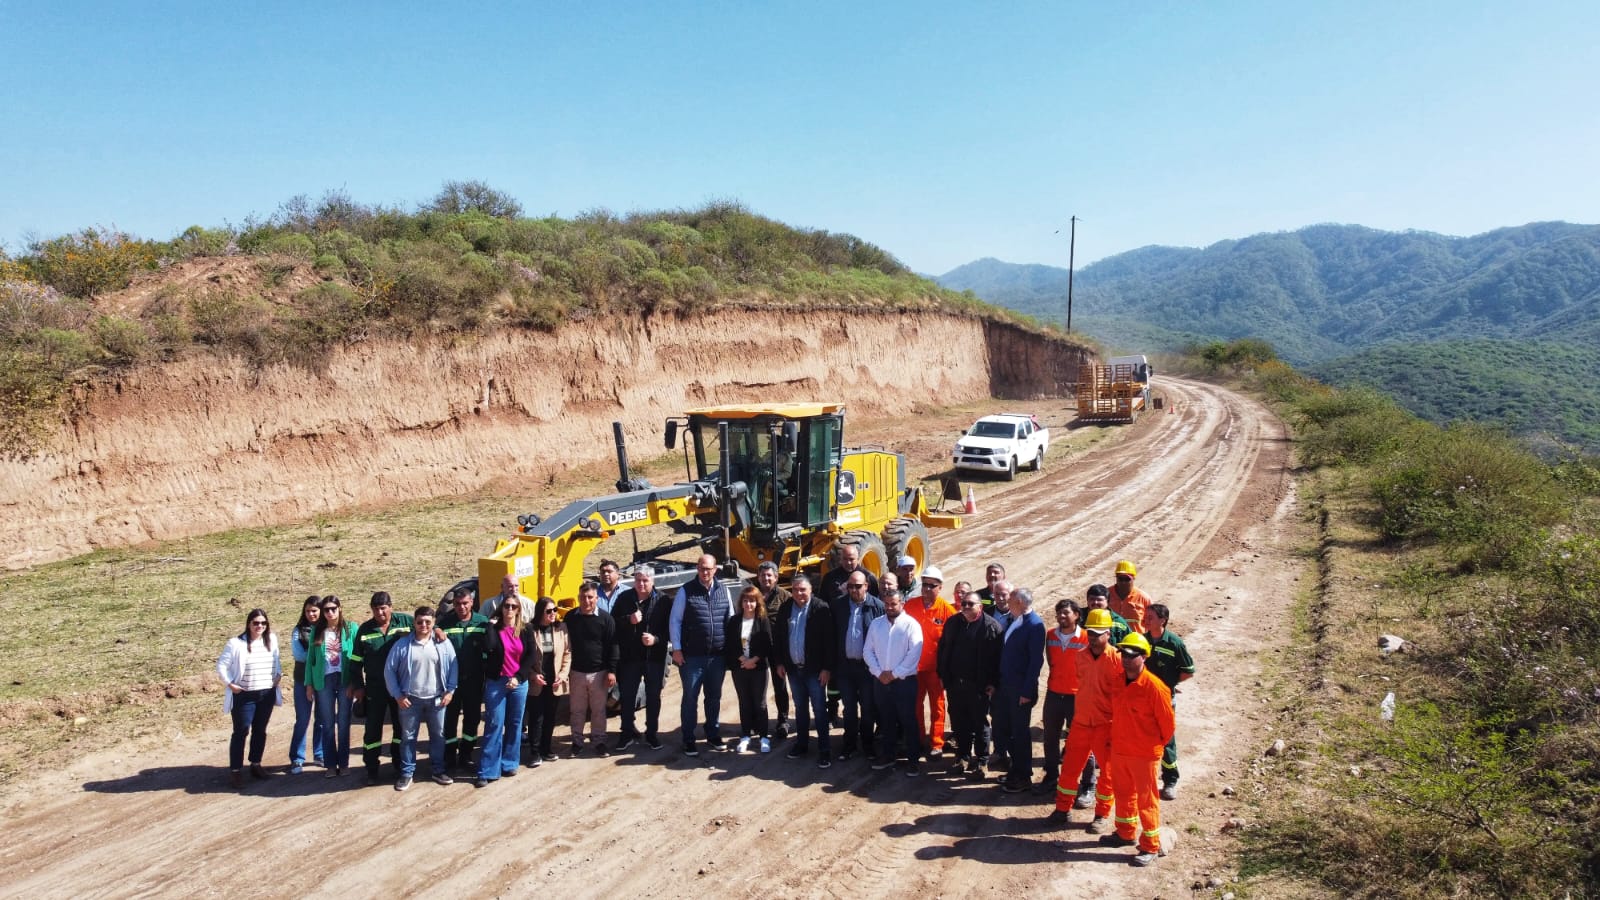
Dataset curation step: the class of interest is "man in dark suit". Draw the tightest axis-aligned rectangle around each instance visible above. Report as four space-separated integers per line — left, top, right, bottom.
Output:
774 574 837 768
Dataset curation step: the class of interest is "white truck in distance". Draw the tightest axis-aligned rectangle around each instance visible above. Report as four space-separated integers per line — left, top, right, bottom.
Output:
952 413 1049 481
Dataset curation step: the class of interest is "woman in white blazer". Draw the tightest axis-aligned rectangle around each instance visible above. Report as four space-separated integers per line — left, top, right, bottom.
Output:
216 608 283 787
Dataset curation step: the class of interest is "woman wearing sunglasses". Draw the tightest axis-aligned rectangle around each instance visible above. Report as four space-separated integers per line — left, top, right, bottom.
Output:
305 595 358 777
523 596 570 766
216 608 282 788
474 592 540 787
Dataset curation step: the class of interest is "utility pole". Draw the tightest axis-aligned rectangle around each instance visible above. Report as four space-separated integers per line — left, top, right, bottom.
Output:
1066 215 1078 334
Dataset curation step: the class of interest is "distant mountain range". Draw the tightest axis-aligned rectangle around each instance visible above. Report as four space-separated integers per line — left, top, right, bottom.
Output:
937 222 1600 451
938 222 1600 364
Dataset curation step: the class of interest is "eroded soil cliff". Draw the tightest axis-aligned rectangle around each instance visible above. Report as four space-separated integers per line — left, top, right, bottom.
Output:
3 311 1087 569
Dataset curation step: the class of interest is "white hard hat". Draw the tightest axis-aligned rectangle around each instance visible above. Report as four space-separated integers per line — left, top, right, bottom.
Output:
921 565 944 583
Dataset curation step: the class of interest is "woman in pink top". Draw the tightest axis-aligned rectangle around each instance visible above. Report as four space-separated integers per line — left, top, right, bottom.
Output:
474 594 539 787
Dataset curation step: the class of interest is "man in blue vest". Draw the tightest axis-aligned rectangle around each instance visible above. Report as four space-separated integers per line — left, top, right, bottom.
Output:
670 553 735 756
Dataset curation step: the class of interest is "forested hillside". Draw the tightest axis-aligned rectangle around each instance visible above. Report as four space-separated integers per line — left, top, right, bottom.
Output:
1311 339 1600 454
940 222 1600 451
939 222 1600 365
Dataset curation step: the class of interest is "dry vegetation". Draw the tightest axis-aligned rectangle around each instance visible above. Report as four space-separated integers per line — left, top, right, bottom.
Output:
0 186 1050 459
1207 346 1600 898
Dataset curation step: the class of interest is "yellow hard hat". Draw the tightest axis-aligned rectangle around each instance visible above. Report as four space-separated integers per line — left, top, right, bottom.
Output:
1114 559 1138 578
1084 608 1115 633
1116 632 1152 656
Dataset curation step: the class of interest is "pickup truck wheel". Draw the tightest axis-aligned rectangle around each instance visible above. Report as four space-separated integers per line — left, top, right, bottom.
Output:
1031 448 1044 472
1004 456 1017 481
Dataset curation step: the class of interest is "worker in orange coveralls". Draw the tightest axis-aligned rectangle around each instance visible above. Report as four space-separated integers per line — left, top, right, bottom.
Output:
1102 632 1175 867
1107 560 1153 631
1049 608 1123 828
904 564 956 754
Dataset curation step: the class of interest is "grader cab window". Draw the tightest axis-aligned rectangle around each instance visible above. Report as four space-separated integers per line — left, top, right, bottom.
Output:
690 414 839 531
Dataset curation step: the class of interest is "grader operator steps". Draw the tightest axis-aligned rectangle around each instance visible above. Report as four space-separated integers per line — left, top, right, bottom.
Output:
478 402 960 614
1075 355 1154 425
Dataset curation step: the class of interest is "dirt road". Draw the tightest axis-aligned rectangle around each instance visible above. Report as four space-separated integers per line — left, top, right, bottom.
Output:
0 378 1302 899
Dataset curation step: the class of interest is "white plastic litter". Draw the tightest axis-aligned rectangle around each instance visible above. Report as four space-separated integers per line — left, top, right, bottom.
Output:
1380 692 1396 721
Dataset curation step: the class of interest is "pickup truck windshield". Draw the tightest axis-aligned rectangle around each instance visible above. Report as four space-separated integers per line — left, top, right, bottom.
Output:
969 421 1018 439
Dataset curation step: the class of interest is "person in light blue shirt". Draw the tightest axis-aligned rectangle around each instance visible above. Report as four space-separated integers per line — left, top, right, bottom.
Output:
670 554 735 755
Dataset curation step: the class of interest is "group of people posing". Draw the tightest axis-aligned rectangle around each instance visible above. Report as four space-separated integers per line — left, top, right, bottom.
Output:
216 550 1194 867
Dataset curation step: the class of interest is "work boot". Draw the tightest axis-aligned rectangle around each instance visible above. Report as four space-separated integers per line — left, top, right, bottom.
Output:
1046 809 1072 826
1073 792 1094 810
1097 832 1136 848
1086 816 1112 834
1160 781 1178 801
1130 852 1159 867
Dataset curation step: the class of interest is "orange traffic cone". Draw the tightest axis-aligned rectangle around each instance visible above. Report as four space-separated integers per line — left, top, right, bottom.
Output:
964 486 977 515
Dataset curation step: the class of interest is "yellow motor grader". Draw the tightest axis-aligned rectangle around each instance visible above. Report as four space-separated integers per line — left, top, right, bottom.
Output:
476 402 960 610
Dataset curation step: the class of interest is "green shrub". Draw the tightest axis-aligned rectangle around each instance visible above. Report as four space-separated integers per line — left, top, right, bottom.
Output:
92 315 151 364
1369 423 1568 560
1296 387 1422 466
24 228 160 298
312 254 347 278
167 225 233 260
255 232 316 260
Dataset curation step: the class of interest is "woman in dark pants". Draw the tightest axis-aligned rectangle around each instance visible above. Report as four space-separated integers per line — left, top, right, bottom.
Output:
216 608 283 787
725 586 775 753
523 596 570 765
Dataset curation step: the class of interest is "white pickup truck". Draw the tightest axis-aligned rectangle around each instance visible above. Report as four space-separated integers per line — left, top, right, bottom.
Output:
951 413 1049 481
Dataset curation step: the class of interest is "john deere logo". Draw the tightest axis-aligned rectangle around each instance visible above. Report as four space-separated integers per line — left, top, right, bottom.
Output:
837 472 856 505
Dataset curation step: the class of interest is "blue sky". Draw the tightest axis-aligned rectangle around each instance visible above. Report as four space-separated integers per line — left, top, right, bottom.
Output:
2 1 1596 275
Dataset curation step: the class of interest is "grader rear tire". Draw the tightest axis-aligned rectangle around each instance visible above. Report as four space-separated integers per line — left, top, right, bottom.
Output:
881 517 931 574
831 531 889 581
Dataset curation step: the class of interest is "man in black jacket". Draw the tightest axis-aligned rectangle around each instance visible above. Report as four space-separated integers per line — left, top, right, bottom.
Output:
832 571 885 760
937 591 1004 778
820 543 879 606
613 566 670 751
436 589 488 774
349 591 413 785
774 574 837 768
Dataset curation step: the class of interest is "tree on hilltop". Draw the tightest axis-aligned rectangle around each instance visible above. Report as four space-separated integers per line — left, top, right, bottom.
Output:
425 180 524 219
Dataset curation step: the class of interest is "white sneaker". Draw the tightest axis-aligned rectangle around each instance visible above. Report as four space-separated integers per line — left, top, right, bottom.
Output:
759 737 771 754
737 737 751 753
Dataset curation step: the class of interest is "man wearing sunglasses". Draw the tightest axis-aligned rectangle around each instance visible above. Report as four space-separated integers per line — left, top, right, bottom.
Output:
936 587 1002 779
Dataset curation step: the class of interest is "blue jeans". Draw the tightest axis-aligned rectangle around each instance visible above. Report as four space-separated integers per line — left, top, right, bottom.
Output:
396 695 447 779
289 677 324 766
678 655 726 747
836 659 877 753
314 671 352 769
787 670 831 753
479 677 528 780
228 688 275 770
873 675 920 762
